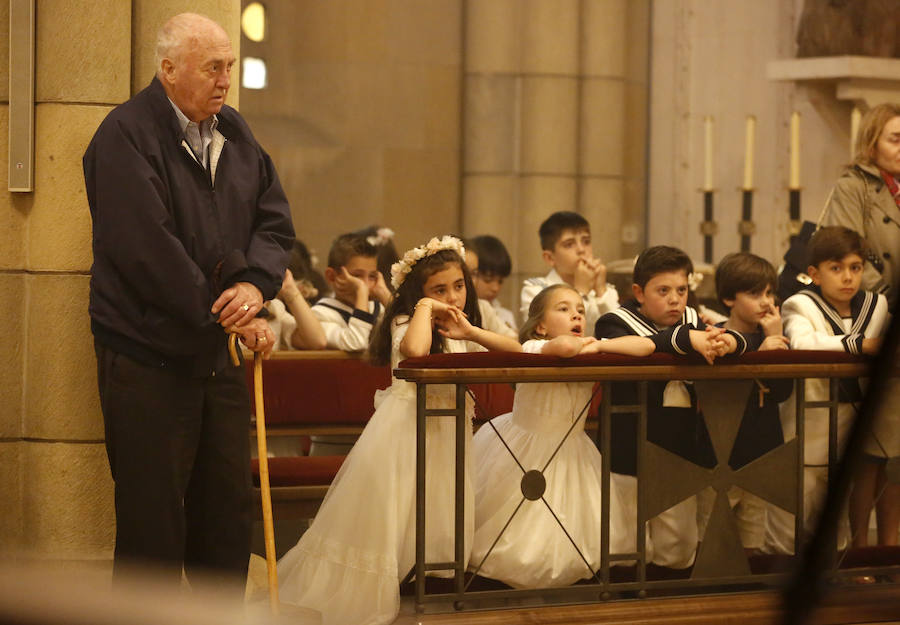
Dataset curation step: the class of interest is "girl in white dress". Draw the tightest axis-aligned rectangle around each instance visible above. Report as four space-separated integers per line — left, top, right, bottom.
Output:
470 284 655 588
277 236 521 625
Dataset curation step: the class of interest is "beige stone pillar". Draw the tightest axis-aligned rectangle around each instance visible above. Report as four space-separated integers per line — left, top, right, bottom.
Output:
0 0 239 569
461 0 650 323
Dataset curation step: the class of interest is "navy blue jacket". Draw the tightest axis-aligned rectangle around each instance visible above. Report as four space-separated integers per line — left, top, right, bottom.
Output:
594 300 752 475
84 78 294 376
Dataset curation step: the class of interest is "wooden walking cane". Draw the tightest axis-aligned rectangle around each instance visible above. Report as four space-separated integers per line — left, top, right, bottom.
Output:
228 333 280 614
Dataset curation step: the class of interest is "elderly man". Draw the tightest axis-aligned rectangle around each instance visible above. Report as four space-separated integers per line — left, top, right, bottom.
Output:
83 13 294 587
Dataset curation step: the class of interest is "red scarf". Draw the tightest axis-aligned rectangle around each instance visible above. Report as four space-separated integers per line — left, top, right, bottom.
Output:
879 168 900 209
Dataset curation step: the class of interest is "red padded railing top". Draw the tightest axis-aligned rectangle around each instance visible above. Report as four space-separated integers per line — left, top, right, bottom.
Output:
397 349 869 369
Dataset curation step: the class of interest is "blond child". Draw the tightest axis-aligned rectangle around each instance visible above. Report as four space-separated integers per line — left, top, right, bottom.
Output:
472 284 654 588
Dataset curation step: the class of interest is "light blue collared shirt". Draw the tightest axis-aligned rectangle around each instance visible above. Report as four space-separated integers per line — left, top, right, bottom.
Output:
167 98 218 170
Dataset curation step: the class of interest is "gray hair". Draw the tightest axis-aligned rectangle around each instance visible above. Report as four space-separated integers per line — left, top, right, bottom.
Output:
155 13 220 77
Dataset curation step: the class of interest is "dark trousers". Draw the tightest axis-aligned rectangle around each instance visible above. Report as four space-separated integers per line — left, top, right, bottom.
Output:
95 343 252 588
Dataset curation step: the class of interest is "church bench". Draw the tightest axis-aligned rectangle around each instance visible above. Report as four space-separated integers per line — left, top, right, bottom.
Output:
246 350 516 519
245 350 388 520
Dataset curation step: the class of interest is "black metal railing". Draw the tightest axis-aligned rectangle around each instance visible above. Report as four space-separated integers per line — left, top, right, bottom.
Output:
394 352 900 614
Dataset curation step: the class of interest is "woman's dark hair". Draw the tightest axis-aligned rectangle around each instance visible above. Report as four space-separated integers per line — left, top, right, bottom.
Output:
368 248 481 365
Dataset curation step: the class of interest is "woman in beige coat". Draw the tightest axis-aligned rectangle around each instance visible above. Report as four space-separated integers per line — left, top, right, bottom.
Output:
823 103 900 308
822 102 900 556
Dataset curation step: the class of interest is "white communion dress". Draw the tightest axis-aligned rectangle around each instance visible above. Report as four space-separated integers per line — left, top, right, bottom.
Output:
277 317 476 625
470 339 634 588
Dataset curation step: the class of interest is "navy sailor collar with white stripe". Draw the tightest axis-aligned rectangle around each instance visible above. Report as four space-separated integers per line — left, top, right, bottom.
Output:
609 299 701 337
796 285 877 337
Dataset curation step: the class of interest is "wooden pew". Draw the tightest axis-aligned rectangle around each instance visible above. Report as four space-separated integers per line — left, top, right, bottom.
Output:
247 351 389 519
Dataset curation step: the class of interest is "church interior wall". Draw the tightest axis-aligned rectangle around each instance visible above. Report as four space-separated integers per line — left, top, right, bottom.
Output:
0 0 894 577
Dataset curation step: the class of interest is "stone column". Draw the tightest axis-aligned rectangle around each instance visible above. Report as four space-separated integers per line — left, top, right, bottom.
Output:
0 0 239 571
461 0 649 323
580 0 650 263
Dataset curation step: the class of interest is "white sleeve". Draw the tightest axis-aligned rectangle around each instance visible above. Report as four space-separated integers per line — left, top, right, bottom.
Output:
867 294 891 338
265 298 297 352
495 304 518 331
782 295 846 352
391 316 410 352
478 299 518 339
522 339 548 354
582 284 619 334
520 280 542 320
312 305 375 352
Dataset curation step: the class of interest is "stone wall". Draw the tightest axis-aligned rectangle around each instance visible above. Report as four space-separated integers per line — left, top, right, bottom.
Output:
0 0 241 571
647 0 863 268
240 0 650 325
461 0 650 319
239 0 463 274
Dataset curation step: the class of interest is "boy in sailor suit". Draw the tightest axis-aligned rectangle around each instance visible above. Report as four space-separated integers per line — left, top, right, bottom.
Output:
595 246 751 569
310 233 393 455
312 233 392 352
765 226 888 554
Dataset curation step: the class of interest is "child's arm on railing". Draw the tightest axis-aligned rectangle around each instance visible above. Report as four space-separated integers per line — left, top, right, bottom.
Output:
434 305 522 353
281 269 327 350
581 335 655 357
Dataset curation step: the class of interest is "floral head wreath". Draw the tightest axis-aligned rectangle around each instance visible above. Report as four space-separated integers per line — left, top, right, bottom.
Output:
390 235 466 290
366 227 395 247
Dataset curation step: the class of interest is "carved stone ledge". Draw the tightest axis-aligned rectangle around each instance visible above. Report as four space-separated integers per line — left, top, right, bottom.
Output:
767 55 900 108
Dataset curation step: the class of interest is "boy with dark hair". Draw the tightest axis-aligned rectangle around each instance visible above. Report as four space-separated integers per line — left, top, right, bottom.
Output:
766 226 889 554
595 245 748 568
522 211 618 331
469 234 517 330
462 236 517 339
312 233 392 352
699 253 792 553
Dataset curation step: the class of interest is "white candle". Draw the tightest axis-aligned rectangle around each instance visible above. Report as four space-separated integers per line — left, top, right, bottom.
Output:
704 116 714 192
743 115 756 190
789 111 800 190
850 106 861 159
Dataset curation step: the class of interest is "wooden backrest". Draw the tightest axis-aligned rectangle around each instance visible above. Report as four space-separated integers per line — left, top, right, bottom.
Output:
245 351 519 430
245 351 391 427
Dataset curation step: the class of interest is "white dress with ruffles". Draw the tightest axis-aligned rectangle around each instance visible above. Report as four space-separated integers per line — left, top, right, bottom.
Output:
470 339 634 588
277 317 475 625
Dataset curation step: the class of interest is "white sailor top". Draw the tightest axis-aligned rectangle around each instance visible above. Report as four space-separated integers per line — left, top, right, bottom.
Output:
782 287 888 356
311 296 383 352
780 286 889 465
